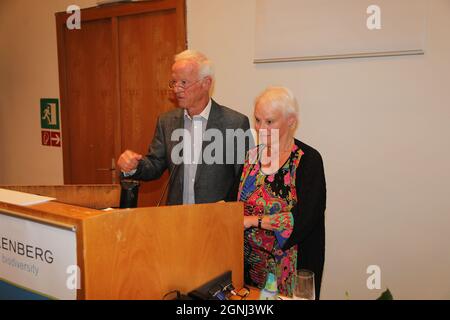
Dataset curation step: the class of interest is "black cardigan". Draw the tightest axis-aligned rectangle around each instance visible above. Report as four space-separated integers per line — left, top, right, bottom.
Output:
283 139 327 299
230 139 327 298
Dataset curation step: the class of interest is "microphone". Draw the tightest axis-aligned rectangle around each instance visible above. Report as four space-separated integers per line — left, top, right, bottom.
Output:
257 143 267 164
157 162 181 207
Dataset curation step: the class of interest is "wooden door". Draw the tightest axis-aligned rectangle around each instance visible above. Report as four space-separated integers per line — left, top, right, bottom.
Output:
56 0 186 207
118 9 180 207
60 19 117 185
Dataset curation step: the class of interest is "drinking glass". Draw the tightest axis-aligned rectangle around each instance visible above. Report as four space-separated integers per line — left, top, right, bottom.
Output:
293 269 315 300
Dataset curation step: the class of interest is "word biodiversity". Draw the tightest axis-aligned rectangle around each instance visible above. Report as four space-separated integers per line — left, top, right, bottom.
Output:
1 254 40 277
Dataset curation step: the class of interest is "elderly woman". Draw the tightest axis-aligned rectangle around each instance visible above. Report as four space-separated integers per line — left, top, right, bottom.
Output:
238 87 326 298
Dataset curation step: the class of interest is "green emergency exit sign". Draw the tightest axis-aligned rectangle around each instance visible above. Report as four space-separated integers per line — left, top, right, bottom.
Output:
40 98 60 130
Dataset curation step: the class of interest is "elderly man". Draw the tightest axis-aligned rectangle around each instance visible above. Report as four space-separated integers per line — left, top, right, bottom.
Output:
118 50 252 205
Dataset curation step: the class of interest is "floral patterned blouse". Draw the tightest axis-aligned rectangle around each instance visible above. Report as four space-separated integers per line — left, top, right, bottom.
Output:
238 143 303 297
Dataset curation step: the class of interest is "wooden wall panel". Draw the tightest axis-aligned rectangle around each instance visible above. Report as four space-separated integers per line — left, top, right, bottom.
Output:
118 10 178 207
56 0 187 206
1 185 120 209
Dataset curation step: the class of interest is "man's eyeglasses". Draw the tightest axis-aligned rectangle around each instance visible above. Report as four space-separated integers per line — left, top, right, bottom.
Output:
168 78 204 90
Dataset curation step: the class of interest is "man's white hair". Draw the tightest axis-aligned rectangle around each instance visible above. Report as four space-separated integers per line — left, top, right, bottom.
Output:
174 50 215 80
255 86 299 118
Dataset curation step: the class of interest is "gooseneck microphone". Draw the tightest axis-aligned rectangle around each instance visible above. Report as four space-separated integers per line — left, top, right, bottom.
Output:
157 162 181 207
254 143 267 165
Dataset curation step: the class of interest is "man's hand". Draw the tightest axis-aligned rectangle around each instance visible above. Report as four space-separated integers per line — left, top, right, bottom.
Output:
117 150 143 173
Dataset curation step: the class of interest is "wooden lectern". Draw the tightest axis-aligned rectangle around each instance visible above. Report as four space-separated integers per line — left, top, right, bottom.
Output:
0 185 244 300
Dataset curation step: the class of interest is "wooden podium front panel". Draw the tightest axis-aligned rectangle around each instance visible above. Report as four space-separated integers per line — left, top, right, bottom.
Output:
82 202 244 299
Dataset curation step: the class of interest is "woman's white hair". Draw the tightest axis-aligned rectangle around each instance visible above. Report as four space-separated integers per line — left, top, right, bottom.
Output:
174 50 215 80
255 86 300 118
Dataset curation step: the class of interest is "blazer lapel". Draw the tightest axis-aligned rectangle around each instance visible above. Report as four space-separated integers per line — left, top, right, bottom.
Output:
169 109 185 195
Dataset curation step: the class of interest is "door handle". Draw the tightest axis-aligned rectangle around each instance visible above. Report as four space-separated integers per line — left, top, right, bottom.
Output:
95 158 117 184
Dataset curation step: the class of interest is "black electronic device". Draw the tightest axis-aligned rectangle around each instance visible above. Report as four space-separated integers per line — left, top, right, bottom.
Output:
188 271 233 300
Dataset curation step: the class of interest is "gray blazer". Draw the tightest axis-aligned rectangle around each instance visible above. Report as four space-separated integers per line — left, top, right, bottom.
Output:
130 100 253 205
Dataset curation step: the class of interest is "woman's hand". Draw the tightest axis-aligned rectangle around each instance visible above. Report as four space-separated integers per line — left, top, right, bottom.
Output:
244 216 258 229
244 213 291 232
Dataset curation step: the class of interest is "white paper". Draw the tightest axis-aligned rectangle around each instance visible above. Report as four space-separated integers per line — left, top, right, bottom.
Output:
0 188 55 206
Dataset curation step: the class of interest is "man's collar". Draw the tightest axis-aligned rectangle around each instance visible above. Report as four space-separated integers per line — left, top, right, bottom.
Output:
184 99 212 120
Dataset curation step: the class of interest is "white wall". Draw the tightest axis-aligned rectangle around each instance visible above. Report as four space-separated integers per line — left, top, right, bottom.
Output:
187 0 450 299
0 0 97 185
1 0 449 299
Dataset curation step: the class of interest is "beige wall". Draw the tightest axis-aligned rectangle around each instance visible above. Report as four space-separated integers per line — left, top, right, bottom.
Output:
1 0 450 299
0 0 97 185
186 0 450 299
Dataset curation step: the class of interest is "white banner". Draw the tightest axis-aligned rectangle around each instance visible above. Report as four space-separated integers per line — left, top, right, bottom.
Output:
0 212 77 300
